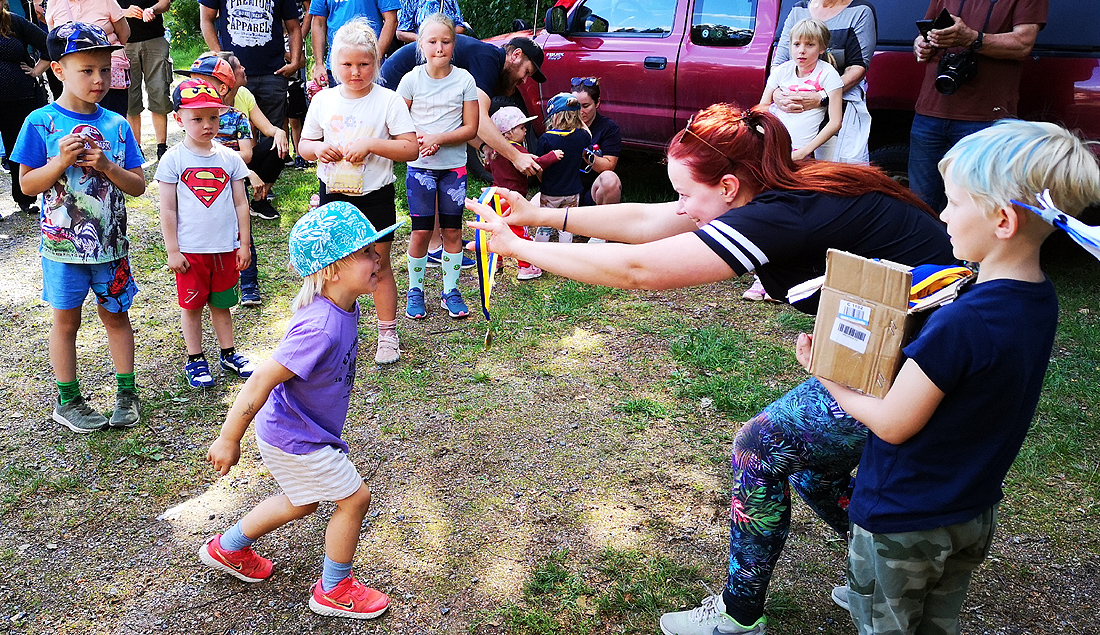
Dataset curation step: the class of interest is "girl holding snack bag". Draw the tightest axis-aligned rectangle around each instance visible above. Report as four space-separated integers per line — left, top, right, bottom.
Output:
299 18 418 365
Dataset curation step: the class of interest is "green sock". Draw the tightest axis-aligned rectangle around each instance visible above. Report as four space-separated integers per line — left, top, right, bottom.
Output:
408 253 427 291
57 379 81 405
116 372 136 393
442 250 462 293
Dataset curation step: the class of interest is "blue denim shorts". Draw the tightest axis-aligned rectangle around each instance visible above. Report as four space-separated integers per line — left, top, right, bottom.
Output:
41 256 138 312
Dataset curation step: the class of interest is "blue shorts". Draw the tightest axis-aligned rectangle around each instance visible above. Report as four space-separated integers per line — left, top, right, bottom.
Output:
41 257 138 313
406 166 467 231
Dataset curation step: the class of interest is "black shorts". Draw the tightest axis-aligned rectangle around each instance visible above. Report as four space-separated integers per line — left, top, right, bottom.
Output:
318 182 398 243
286 73 307 120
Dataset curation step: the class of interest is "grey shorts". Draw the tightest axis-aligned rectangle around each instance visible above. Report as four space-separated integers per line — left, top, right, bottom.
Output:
246 73 289 130
540 193 579 209
125 38 172 115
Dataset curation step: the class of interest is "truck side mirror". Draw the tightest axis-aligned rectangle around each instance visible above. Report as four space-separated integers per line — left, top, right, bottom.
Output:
547 5 568 34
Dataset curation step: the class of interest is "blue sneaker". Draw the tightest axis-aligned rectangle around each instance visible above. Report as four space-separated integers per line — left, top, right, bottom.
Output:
184 359 215 388
440 288 469 318
220 352 257 378
240 287 262 307
405 288 427 319
426 248 474 270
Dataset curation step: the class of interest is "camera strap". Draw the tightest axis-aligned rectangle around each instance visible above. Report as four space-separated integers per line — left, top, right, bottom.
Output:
956 0 999 38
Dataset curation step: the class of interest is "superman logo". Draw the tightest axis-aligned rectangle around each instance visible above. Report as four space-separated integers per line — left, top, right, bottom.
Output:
181 167 230 207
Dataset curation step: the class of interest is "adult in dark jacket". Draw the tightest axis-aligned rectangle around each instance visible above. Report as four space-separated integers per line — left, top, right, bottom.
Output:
0 1 49 214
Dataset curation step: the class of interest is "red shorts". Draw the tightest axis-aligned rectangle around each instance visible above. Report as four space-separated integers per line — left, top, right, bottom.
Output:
176 252 239 310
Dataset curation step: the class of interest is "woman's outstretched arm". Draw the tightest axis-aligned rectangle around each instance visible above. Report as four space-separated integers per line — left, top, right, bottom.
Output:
468 199 735 290
490 188 698 245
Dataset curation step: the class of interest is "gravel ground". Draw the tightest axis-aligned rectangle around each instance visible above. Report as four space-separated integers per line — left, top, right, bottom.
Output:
0 112 1097 635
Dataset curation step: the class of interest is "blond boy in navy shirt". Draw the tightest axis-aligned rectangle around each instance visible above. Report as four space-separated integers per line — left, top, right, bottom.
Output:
797 120 1100 635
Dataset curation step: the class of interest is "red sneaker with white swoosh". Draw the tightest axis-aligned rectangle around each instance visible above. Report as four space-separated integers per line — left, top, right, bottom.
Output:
308 575 389 619
198 534 273 582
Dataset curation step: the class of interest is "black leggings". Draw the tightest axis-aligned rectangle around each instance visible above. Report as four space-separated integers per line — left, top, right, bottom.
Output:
247 136 285 186
1 98 42 206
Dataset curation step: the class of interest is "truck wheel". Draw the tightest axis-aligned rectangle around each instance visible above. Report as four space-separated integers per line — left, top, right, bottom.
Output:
869 144 910 189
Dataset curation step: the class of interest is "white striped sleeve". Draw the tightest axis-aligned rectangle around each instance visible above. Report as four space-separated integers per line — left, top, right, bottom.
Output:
695 219 770 275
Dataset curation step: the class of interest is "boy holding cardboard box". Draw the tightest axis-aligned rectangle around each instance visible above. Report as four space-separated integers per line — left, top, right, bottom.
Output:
796 119 1100 635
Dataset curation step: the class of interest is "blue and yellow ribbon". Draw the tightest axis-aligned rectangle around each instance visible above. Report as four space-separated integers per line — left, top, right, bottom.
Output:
474 187 502 322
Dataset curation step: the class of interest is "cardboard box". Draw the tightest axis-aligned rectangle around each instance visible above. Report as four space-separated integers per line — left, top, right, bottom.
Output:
808 250 915 398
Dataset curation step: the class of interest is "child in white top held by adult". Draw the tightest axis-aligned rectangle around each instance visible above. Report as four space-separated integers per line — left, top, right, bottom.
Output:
760 18 844 162
396 13 479 321
202 201 402 620
298 18 419 365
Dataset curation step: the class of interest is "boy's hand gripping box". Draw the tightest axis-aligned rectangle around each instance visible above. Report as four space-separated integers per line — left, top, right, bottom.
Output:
808 249 915 398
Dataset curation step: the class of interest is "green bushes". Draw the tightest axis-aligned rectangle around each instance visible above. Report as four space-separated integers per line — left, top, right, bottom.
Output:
167 0 201 43
163 0 540 50
463 0 542 39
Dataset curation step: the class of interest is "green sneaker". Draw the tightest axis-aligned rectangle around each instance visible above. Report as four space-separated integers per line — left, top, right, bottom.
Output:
108 389 140 428
53 396 108 433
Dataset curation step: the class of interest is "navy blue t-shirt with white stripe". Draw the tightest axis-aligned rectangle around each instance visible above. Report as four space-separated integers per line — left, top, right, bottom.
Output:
694 189 954 313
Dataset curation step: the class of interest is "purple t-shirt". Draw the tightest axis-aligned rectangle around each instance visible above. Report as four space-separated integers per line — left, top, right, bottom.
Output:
255 297 359 454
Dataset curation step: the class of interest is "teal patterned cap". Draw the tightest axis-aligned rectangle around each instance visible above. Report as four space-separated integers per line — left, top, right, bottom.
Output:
289 201 403 276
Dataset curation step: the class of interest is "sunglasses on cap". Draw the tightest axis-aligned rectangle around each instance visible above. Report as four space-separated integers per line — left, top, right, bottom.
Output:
570 77 598 87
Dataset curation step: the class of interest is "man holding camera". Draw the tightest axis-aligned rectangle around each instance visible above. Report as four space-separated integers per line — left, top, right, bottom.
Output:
909 0 1047 211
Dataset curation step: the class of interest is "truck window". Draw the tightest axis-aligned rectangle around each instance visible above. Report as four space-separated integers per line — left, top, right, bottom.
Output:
692 0 757 47
575 0 676 35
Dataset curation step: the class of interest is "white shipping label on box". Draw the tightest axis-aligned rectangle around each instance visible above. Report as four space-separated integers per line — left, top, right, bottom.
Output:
829 317 871 354
838 300 871 327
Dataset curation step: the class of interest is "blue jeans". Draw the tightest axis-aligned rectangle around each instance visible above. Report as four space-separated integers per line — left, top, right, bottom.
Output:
240 239 259 291
908 114 994 213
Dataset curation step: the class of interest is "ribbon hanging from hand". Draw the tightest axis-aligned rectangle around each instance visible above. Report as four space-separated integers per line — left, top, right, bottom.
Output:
474 187 503 328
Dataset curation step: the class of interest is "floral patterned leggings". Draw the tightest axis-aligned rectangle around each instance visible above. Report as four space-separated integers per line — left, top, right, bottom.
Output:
722 378 869 625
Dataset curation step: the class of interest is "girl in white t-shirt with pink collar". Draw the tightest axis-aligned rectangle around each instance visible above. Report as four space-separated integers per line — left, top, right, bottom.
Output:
761 18 844 162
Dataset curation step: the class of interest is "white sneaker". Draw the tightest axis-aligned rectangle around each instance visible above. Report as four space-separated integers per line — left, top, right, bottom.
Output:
742 276 767 301
375 332 400 365
831 584 850 611
659 594 766 635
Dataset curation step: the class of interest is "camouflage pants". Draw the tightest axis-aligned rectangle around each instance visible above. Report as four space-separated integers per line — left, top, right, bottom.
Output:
847 506 998 635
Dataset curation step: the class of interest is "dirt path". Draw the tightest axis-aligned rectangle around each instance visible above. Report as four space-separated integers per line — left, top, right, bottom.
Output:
0 112 1097 635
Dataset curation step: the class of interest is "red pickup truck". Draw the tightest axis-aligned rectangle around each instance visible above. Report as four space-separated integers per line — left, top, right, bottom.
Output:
495 0 1100 179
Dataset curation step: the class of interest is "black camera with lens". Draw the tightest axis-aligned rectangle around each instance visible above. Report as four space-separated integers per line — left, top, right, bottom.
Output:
935 49 979 95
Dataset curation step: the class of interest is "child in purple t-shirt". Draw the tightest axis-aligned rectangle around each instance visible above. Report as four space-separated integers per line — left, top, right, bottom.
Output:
200 201 403 620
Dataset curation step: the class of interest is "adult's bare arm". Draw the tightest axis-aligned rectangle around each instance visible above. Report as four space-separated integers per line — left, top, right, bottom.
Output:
200 5 221 51
470 188 698 245
469 207 735 290
928 17 1040 60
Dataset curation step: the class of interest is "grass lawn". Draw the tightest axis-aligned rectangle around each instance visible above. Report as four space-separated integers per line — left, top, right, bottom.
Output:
0 32 1097 635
